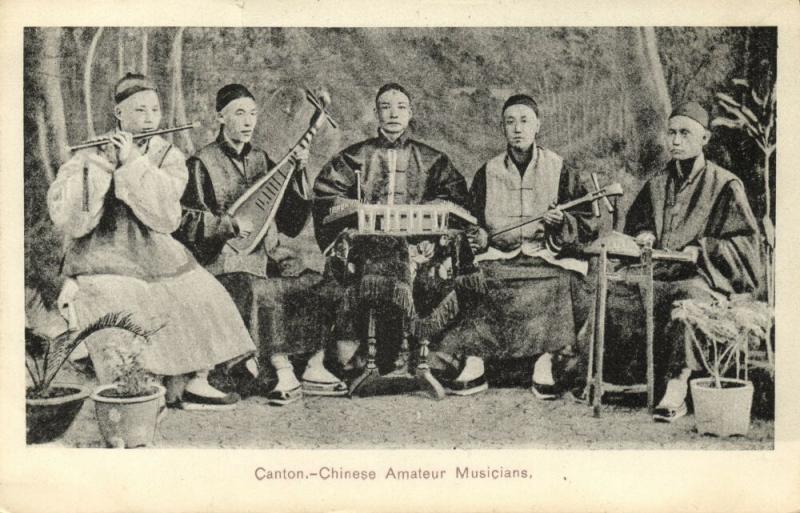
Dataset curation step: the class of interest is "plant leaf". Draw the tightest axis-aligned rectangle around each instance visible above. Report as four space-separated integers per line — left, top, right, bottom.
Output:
739 105 762 127
710 117 742 129
732 78 750 88
40 312 161 392
716 92 741 108
762 216 775 248
751 89 765 108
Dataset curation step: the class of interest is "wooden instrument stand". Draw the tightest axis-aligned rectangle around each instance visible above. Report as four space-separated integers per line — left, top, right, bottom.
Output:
583 232 694 417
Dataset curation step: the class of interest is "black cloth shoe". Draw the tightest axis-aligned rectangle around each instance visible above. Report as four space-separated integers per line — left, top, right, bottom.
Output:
652 402 688 423
266 385 303 406
432 356 488 396
531 382 559 400
179 390 240 411
444 375 488 396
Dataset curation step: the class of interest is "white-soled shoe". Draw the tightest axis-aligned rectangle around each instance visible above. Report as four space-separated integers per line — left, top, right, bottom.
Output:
653 401 688 423
445 356 488 396
302 366 348 396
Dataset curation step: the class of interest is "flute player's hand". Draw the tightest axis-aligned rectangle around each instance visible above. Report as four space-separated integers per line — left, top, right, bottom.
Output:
110 131 138 166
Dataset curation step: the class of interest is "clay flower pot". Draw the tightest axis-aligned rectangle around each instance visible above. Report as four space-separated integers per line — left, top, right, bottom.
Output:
26 383 91 444
92 383 165 448
690 377 754 437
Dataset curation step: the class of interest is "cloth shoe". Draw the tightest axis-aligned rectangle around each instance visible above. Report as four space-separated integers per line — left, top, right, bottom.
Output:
442 356 488 396
302 351 348 396
531 353 559 400
652 402 688 423
266 358 303 406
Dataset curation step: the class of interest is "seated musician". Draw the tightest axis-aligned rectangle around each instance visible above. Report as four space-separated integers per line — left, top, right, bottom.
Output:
48 73 255 410
620 101 762 422
176 84 346 406
312 83 488 394
466 94 597 400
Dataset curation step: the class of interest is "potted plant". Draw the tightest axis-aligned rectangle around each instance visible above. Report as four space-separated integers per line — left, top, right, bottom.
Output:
25 289 156 444
91 324 165 449
672 296 772 437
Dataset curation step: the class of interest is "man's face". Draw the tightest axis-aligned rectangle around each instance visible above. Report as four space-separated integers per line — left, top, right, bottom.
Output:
115 90 161 134
375 89 412 136
219 97 258 145
503 104 539 152
667 115 709 160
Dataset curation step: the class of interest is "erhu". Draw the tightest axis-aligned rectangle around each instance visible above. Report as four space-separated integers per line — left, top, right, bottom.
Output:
67 122 200 152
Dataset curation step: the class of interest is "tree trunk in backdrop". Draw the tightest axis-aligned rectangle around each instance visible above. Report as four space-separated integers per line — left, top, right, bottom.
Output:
168 27 194 155
34 104 55 184
614 27 672 176
141 28 149 75
41 28 69 165
83 27 104 138
117 28 125 77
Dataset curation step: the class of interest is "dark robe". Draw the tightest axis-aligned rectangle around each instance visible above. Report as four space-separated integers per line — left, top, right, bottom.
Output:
623 157 762 295
606 156 763 387
174 131 315 363
311 130 472 371
312 130 471 251
176 130 310 276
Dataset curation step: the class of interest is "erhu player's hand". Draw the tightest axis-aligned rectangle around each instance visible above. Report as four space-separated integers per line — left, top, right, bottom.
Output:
110 130 138 166
542 202 565 227
466 225 489 253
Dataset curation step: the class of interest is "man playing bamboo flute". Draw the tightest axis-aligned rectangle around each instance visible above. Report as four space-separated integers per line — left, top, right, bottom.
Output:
49 73 255 410
465 94 597 399
176 84 346 406
620 101 762 422
312 83 488 394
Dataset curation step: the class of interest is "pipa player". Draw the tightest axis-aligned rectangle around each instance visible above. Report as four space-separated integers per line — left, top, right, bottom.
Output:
176 84 346 406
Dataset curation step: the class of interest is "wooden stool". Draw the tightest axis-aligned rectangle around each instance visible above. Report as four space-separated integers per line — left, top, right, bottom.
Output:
583 232 694 417
349 308 445 399
585 242 655 417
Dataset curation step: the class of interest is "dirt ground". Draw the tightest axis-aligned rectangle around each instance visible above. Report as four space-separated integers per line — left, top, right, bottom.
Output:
47 369 773 450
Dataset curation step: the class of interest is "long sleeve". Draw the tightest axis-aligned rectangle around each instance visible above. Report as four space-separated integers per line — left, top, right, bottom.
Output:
623 182 657 238
47 151 114 238
176 156 237 263
113 145 187 234
274 163 312 237
422 153 470 209
547 165 598 254
312 154 359 251
468 164 488 227
697 181 762 294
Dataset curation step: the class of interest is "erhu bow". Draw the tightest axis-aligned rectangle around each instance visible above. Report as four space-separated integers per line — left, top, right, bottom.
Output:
225 89 337 254
489 173 623 239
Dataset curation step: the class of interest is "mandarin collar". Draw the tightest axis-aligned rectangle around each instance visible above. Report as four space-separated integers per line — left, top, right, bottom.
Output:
506 145 538 173
671 153 706 188
216 128 253 160
377 129 410 149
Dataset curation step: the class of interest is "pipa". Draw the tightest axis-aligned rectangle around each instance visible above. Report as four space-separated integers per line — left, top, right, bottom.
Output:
226 89 337 254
